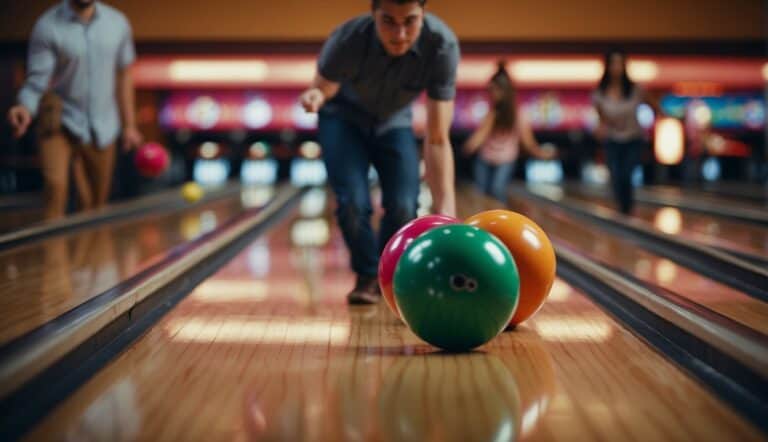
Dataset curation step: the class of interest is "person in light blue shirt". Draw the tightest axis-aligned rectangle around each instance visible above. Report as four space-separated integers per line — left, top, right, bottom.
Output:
7 0 142 220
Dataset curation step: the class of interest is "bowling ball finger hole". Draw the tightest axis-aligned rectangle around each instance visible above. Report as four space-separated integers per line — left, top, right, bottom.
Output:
449 274 466 290
449 274 478 292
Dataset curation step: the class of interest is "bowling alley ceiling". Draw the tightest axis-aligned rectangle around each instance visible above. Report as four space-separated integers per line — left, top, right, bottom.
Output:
0 0 764 41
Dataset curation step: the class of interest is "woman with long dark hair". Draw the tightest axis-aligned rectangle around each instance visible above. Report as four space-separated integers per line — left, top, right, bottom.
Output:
592 50 656 214
464 61 554 202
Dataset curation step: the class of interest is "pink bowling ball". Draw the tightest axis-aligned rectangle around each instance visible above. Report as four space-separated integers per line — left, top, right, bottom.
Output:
134 142 170 178
378 214 460 318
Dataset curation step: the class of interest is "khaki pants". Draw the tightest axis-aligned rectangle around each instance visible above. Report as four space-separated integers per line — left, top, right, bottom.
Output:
37 93 116 220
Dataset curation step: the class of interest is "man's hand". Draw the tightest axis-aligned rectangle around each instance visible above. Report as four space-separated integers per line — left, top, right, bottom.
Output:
8 105 32 139
300 88 326 114
122 126 143 152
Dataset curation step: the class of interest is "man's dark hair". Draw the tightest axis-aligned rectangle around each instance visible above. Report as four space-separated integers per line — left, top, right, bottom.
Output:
372 0 427 9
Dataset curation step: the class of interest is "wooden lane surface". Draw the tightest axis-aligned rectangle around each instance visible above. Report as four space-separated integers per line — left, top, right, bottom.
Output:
635 189 768 225
644 184 768 207
25 189 763 441
0 193 40 234
0 182 243 249
564 185 768 258
501 190 768 336
0 208 43 235
0 185 293 399
0 188 264 347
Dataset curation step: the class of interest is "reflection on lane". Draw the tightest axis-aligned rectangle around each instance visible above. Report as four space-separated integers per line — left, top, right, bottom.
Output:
0 187 272 346
654 207 683 235
241 185 275 209
506 194 768 335
165 317 351 345
645 185 768 208
560 184 768 257
532 314 613 342
0 208 43 234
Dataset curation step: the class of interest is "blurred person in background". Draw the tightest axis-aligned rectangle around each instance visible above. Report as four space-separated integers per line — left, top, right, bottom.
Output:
592 50 658 215
6 0 142 220
464 61 555 202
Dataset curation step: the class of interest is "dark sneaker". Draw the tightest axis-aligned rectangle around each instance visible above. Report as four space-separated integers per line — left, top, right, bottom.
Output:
347 275 382 305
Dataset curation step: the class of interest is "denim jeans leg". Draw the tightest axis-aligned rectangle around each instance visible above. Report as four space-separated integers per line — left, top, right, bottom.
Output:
371 126 420 255
605 141 625 213
474 158 491 196
318 114 378 276
489 161 513 202
606 139 640 214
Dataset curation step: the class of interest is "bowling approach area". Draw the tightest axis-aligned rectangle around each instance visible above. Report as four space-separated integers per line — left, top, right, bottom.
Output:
0 179 766 441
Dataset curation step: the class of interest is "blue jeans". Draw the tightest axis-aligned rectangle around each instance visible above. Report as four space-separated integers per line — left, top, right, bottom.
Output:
605 138 642 214
318 114 420 277
474 158 514 202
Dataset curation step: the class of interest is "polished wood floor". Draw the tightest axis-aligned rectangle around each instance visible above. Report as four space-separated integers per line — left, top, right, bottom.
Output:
565 186 768 258
24 188 764 441
0 208 43 234
0 196 247 346
504 196 768 336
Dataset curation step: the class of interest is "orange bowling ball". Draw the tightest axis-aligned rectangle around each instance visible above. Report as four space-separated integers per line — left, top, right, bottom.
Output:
465 210 556 326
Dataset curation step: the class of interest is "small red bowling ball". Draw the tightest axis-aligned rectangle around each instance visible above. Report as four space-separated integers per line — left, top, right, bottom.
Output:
134 142 170 178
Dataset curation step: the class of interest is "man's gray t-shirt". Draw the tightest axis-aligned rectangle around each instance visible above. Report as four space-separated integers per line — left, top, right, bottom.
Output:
318 13 459 134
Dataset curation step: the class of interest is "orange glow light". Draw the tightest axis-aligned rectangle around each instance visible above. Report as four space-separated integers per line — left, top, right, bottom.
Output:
627 60 659 82
673 81 723 97
654 117 684 165
511 60 603 83
169 60 269 83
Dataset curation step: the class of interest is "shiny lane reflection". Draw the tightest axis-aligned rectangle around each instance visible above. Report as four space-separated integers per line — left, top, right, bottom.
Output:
241 349 559 442
63 378 141 442
0 197 245 345
298 188 328 218
165 317 350 344
241 185 276 209
532 315 613 342
653 207 683 235
378 354 519 442
506 196 768 334
291 218 330 248
569 187 768 257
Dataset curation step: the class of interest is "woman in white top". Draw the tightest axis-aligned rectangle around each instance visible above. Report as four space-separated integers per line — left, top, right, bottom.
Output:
464 62 554 202
592 50 657 214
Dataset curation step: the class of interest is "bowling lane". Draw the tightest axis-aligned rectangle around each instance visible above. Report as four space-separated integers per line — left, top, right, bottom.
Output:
647 184 768 206
0 193 42 234
560 185 768 258
25 189 762 441
0 208 43 234
0 185 276 346
502 189 768 335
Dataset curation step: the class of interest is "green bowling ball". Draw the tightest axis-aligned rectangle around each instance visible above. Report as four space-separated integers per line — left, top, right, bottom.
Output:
393 224 520 352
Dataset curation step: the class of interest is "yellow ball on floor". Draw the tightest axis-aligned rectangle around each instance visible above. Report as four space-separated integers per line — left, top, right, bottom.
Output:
181 182 204 203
